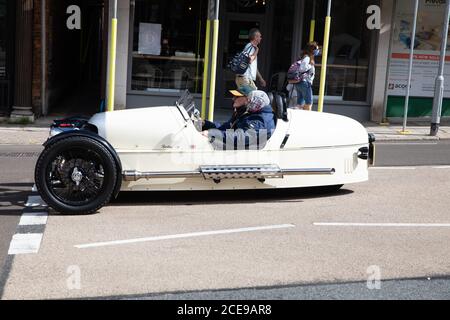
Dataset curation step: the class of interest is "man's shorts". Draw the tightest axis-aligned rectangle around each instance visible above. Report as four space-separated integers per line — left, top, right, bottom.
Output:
235 75 257 91
294 81 313 105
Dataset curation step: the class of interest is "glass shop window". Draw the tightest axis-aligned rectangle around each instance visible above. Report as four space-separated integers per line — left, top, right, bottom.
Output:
0 0 7 78
302 0 377 102
268 0 295 93
131 0 208 94
226 0 267 14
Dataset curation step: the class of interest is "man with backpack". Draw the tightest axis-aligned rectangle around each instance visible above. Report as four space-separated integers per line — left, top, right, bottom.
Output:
233 28 266 91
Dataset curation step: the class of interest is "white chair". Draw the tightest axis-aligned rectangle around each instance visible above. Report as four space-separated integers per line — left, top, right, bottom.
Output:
133 64 162 90
169 68 193 90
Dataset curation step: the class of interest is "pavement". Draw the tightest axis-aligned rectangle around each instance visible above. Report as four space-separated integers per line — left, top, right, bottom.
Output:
1 115 450 145
363 121 450 141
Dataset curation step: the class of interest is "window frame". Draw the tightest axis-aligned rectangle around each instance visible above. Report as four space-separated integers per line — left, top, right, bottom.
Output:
297 0 380 106
127 0 207 98
126 0 380 106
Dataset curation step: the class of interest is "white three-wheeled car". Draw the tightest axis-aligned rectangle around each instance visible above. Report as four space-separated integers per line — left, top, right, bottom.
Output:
34 91 375 214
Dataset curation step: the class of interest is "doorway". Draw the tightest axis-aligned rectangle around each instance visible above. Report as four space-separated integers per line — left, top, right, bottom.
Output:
47 0 107 117
0 0 14 116
215 0 300 110
217 16 265 107
216 0 273 108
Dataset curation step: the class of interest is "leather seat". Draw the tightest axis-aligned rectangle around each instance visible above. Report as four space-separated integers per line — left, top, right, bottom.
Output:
271 91 288 122
267 91 274 107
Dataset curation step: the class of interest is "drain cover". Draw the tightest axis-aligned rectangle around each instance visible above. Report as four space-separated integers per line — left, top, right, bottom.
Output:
0 152 40 158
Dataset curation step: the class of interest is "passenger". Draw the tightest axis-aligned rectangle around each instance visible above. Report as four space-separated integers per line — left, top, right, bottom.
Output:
202 87 275 150
287 41 320 111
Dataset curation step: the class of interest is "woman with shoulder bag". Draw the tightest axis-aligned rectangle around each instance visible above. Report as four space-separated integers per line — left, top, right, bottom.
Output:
288 42 321 111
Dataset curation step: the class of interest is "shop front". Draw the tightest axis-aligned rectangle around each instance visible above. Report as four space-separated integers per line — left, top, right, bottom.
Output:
303 0 378 120
118 0 380 121
385 0 450 120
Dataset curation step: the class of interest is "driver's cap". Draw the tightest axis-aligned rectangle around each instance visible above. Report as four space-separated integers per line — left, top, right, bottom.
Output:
229 85 254 97
229 90 244 97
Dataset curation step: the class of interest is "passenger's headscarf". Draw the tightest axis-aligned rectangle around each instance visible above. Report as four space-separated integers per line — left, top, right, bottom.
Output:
246 90 270 113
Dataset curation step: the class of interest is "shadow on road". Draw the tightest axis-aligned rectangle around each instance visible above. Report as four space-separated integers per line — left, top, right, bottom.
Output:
86 274 450 300
0 183 33 216
111 187 354 207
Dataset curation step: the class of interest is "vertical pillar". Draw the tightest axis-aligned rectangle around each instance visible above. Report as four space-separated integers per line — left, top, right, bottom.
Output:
12 0 35 121
400 0 419 134
107 0 118 112
317 0 332 113
207 0 220 121
371 0 396 123
106 0 129 111
41 0 47 115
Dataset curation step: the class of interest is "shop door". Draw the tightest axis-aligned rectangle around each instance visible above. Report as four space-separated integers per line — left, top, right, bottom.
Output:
0 0 14 116
217 15 267 108
46 0 106 116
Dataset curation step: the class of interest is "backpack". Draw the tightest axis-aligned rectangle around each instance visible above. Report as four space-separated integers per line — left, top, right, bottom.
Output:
286 59 309 83
228 44 255 75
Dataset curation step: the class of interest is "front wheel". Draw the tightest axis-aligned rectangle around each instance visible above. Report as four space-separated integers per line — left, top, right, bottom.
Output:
35 136 118 214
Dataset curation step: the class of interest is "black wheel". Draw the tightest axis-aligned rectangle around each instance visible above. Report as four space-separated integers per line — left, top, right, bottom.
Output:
35 136 118 214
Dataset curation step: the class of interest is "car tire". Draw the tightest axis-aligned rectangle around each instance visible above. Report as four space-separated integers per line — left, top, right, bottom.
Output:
35 136 118 215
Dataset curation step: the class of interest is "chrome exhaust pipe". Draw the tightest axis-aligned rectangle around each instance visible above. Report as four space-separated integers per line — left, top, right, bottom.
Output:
123 170 201 182
282 168 336 175
123 166 335 182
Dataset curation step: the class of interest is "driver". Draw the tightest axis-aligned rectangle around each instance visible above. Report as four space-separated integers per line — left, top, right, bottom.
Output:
201 87 275 150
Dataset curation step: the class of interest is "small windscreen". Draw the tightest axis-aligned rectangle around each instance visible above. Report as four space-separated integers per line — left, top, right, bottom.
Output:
175 90 195 114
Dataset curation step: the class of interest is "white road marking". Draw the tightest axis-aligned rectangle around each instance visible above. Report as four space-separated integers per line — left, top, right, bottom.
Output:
370 167 416 170
371 166 450 170
8 233 44 255
19 212 48 226
7 188 49 255
314 222 450 228
25 195 48 208
75 224 296 249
